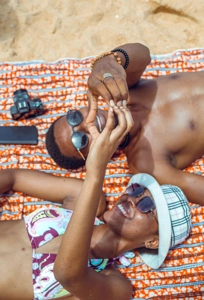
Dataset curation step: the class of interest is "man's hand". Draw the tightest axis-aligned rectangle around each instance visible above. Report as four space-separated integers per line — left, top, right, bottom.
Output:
86 55 129 126
86 43 151 127
88 55 129 106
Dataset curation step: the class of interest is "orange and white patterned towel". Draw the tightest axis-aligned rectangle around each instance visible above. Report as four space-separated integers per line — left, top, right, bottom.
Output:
0 49 204 299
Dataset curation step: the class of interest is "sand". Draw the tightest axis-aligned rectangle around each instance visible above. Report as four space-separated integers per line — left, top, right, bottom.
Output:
0 0 204 61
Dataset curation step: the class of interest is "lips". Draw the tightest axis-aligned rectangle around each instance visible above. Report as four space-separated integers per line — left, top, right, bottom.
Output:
95 116 102 133
95 111 118 133
94 112 106 133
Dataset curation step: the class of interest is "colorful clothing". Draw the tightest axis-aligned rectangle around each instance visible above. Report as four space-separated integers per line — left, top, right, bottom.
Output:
24 207 115 300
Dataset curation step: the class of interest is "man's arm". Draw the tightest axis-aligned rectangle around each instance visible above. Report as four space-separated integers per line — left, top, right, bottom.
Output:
154 164 204 206
118 43 151 88
138 159 204 206
88 43 151 103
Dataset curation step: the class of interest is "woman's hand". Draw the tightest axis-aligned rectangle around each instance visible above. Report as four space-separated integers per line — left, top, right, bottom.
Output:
86 106 134 175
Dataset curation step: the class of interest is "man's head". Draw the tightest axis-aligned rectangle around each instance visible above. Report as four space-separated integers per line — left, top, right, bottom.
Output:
46 107 108 169
104 173 191 269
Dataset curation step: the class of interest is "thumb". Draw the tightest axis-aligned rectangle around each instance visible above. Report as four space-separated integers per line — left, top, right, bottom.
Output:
86 122 100 141
86 90 98 125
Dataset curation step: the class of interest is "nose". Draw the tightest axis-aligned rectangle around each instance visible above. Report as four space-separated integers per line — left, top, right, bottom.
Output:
127 190 147 206
74 118 88 133
126 196 141 207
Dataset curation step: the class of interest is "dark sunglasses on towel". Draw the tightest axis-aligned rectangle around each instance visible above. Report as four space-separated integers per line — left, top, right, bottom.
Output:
66 110 89 160
125 183 158 223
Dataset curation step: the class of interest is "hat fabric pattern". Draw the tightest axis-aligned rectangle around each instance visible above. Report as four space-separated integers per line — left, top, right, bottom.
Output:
127 173 191 269
161 185 191 248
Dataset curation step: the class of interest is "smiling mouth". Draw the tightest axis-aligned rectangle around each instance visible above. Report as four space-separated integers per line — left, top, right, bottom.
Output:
117 203 130 218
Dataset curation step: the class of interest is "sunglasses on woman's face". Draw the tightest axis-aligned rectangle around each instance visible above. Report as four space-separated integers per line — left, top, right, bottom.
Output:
125 183 158 223
67 110 89 160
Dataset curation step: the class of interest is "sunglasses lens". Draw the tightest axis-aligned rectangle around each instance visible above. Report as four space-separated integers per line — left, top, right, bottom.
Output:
67 110 83 126
137 196 155 213
126 183 144 197
72 131 88 149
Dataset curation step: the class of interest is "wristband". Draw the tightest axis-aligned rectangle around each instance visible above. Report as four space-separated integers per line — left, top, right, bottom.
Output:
111 48 129 70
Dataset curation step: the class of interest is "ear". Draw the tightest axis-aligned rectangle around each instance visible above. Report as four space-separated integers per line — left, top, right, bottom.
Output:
145 237 159 249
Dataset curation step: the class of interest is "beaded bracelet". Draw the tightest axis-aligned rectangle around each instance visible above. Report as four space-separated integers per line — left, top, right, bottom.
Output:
111 48 130 70
91 51 122 69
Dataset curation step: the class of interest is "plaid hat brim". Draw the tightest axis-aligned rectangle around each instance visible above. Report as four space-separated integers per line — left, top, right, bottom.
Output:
127 173 172 269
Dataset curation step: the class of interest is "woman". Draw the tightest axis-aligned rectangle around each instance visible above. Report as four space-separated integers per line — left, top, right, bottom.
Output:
0 106 133 300
0 106 190 300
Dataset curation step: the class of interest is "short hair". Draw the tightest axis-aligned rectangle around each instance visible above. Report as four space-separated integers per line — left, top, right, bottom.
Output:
45 118 85 170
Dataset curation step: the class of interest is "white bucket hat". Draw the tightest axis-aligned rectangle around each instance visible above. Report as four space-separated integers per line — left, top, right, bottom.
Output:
127 173 191 269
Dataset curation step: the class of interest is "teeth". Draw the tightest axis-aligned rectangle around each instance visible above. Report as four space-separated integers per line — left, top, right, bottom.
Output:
96 116 102 133
118 204 128 217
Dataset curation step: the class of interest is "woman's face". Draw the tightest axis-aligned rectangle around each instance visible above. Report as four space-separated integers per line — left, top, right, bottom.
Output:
103 188 158 247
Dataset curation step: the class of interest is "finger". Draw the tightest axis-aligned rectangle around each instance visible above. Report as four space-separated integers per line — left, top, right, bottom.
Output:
120 107 134 132
86 90 98 125
107 107 127 142
109 107 133 145
101 75 129 106
102 77 123 105
102 108 116 133
88 76 128 108
114 76 129 106
88 77 113 106
87 122 100 141
113 106 127 131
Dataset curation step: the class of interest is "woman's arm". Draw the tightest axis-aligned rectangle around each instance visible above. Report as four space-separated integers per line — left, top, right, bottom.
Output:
0 168 83 203
54 107 134 300
0 168 106 216
0 169 81 203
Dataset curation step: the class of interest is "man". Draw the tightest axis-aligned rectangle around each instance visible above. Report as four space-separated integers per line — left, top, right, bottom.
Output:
46 43 204 205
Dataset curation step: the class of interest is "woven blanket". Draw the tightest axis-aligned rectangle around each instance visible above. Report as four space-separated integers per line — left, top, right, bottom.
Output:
0 49 204 299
